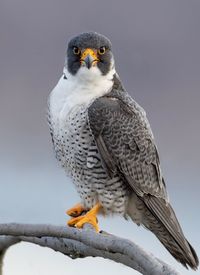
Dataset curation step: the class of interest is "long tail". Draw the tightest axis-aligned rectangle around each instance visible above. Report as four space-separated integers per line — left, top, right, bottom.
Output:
128 195 199 270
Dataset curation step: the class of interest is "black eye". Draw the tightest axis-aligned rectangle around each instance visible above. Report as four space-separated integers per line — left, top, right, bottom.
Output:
73 46 80 55
98 46 106 55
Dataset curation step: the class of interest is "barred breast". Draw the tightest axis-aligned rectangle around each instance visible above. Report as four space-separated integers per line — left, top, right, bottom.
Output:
52 103 129 215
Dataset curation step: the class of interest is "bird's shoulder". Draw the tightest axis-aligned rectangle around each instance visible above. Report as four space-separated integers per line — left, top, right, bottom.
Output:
88 87 153 141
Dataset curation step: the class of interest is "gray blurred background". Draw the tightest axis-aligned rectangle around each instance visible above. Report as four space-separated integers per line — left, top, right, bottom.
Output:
0 0 200 274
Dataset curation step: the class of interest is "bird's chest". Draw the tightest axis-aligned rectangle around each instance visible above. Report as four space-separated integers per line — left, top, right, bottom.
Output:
53 104 93 175
49 73 113 176
50 95 130 215
49 74 131 211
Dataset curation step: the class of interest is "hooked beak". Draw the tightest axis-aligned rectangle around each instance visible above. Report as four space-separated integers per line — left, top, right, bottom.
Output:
80 48 99 69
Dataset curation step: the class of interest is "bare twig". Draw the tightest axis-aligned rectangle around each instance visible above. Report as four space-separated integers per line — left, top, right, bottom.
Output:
0 223 180 275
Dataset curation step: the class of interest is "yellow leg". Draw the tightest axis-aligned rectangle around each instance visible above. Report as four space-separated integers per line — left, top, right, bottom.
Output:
66 203 85 217
67 203 101 232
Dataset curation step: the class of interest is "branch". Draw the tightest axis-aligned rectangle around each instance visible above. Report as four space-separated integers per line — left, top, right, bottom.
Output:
0 236 20 275
0 223 180 275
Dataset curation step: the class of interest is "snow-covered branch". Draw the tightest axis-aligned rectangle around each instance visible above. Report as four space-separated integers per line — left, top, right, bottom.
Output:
0 223 180 275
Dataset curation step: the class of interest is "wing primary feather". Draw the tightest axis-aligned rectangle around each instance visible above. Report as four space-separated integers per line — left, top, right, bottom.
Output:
144 195 199 269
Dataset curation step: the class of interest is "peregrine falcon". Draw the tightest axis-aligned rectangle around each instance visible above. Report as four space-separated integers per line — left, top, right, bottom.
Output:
48 32 198 270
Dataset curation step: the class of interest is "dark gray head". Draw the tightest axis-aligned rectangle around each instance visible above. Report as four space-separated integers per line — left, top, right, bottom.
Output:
66 32 114 76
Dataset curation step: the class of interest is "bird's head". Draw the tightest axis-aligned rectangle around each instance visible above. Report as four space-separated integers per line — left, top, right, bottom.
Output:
65 32 115 79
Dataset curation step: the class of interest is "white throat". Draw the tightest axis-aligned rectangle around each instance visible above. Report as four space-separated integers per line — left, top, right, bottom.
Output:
49 65 115 123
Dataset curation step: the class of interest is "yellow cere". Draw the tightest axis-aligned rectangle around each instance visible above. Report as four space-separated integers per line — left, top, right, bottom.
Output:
81 48 99 66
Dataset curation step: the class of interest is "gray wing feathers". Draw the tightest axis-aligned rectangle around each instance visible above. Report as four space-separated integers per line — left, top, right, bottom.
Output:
88 92 167 199
88 90 198 269
95 135 117 176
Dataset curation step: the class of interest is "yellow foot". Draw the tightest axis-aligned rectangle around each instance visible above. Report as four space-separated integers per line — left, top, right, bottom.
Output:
67 203 101 232
66 203 85 217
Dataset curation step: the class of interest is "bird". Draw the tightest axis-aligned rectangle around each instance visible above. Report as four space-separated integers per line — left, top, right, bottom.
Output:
47 31 199 270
